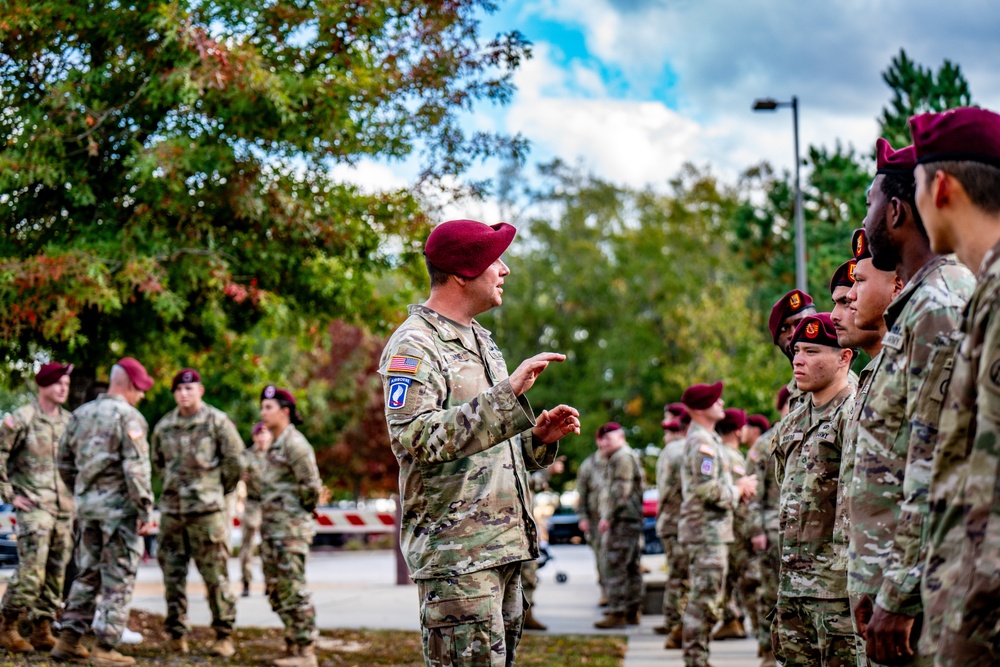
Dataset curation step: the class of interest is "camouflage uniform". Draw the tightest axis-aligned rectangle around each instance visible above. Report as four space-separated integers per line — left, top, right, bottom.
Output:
748 425 780 656
678 421 738 667
240 445 267 586
772 385 857 666
260 424 321 648
380 305 557 667
151 403 244 639
846 256 973 666
719 444 756 633
0 398 74 622
655 436 690 633
57 394 154 647
923 241 1000 664
521 469 552 607
576 451 608 595
598 444 644 617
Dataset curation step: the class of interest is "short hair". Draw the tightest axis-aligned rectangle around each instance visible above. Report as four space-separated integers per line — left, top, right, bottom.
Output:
109 364 128 386
922 160 1000 214
880 172 926 237
424 256 451 287
716 422 739 437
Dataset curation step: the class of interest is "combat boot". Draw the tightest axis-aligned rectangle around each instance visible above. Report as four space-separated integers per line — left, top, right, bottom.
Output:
663 626 683 649
210 636 236 658
625 607 641 625
242 581 251 598
51 629 89 663
712 618 747 640
90 644 135 665
760 648 778 667
0 610 33 653
29 618 57 651
522 609 547 631
652 624 668 635
593 612 627 629
273 642 317 667
167 635 189 654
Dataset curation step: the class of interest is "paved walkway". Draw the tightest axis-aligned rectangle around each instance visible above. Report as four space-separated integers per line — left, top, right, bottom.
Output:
1 544 760 665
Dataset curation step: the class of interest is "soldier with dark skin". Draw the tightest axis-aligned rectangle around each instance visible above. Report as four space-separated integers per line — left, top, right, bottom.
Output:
258 386 322 667
909 108 1000 666
379 219 580 667
0 363 75 653
151 369 244 658
53 358 155 666
240 421 272 597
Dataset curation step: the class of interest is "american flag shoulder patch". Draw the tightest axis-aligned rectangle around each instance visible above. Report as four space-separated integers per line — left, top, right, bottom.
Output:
387 355 420 374
3 415 15 429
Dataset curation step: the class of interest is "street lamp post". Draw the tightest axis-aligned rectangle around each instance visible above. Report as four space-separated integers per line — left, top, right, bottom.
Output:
753 96 806 294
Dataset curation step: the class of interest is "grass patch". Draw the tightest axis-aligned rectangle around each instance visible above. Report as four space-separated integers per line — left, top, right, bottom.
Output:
1 610 626 666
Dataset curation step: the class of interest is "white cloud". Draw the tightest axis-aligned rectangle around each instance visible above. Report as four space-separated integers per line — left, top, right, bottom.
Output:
329 159 410 194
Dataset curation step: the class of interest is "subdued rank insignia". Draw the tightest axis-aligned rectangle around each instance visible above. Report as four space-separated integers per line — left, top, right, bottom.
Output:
127 426 144 440
387 356 420 374
388 377 412 409
701 458 714 475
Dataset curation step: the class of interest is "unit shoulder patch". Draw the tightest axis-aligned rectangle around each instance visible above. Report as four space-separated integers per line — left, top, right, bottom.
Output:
388 377 413 410
701 458 714 475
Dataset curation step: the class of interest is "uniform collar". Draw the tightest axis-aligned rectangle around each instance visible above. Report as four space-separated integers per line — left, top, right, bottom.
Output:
978 237 1000 280
408 304 490 348
883 254 952 330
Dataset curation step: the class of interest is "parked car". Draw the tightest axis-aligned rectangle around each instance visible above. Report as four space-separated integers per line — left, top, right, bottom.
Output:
642 489 663 554
0 504 18 567
547 505 586 545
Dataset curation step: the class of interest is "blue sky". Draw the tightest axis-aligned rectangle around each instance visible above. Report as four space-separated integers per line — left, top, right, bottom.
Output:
335 0 1000 200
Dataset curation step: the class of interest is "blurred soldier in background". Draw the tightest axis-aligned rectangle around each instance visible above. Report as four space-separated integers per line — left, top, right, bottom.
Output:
714 408 753 642
744 411 776 667
241 421 272 597
522 456 565 631
654 416 690 649
576 434 609 607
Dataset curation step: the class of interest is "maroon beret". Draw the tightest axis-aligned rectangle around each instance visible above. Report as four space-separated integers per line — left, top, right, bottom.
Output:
682 382 724 410
261 385 295 406
791 313 841 349
252 421 267 436
852 228 871 260
747 414 771 431
910 107 1000 168
661 418 685 432
768 290 814 344
171 368 201 392
829 259 857 295
117 357 154 391
876 138 917 175
424 219 517 279
36 362 73 388
665 402 689 419
718 408 747 432
776 386 791 411
596 421 623 438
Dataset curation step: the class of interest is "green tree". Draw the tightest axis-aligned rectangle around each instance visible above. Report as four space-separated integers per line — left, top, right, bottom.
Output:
879 48 973 147
0 0 529 400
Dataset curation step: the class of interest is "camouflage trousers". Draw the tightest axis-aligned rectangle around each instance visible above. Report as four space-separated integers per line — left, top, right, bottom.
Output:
585 519 606 597
600 522 643 615
157 511 236 639
0 508 73 621
260 534 316 646
773 595 858 667
417 562 525 667
682 542 728 667
521 559 538 607
721 539 759 631
755 537 780 656
62 516 143 647
239 502 262 584
659 535 689 632
847 593 930 667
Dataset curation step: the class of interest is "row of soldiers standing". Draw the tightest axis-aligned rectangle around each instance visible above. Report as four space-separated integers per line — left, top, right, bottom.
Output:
0 359 323 667
641 105 1000 667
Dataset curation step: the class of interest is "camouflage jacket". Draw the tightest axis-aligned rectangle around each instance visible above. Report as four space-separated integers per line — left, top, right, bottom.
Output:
260 424 321 540
379 305 557 580
655 437 687 538
576 451 607 524
847 256 973 610
923 241 1000 657
241 445 268 502
57 393 154 523
0 398 74 517
747 424 780 540
678 421 737 545
151 403 244 516
833 353 880 578
774 384 854 599
599 444 643 526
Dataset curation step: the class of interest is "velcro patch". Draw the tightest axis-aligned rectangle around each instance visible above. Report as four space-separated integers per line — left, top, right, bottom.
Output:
387 355 420 374
698 443 715 456
882 331 904 351
388 377 412 410
701 458 714 475
734 465 746 476
2 415 14 429
749 449 760 462
127 426 144 440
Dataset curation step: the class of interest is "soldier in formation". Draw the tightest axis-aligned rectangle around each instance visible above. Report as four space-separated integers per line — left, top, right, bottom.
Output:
151 368 244 658
653 413 690 648
240 421 272 597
